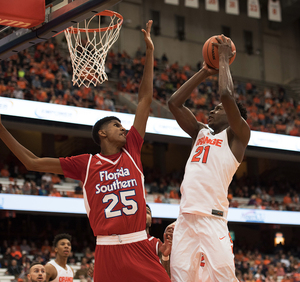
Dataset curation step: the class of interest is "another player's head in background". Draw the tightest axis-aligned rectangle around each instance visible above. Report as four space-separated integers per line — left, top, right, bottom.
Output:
52 233 72 259
208 100 247 131
92 116 126 148
27 262 46 282
146 204 152 234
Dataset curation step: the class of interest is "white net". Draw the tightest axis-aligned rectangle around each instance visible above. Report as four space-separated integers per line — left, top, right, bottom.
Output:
64 10 123 88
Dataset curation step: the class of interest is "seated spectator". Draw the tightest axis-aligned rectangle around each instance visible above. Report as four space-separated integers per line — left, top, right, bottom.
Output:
51 174 61 184
248 195 257 206
22 181 32 195
0 165 10 177
75 181 83 195
41 173 52 184
154 195 162 203
38 183 48 196
11 246 22 260
6 259 23 278
74 263 91 281
41 240 52 254
49 188 61 197
283 193 292 207
20 240 31 254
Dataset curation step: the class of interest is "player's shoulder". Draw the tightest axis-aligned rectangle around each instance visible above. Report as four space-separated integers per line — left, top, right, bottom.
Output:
45 262 57 273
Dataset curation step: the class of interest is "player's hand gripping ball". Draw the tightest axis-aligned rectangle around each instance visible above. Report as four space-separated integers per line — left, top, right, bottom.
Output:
202 35 236 69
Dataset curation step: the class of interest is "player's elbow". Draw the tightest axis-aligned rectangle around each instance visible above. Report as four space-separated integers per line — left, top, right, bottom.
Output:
167 97 178 112
25 159 41 172
220 87 232 98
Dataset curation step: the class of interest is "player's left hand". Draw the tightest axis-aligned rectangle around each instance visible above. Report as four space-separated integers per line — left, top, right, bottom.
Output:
141 20 154 51
213 34 236 59
159 233 172 256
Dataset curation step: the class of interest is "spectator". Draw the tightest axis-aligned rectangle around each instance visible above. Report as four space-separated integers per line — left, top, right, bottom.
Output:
20 240 31 254
74 264 91 281
6 259 23 278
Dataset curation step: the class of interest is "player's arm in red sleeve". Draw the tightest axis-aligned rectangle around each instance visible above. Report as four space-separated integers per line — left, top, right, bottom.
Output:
216 36 250 159
0 115 63 174
132 20 154 138
168 64 218 142
59 154 90 181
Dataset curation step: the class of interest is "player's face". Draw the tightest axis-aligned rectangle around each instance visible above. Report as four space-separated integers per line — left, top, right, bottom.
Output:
208 103 228 130
55 239 71 258
28 264 46 282
146 206 152 228
105 120 127 145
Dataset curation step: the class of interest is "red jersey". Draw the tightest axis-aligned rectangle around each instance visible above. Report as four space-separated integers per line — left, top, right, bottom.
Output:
147 234 160 257
60 126 146 236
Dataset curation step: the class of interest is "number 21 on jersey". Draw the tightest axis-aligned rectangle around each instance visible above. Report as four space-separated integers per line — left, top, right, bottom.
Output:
191 145 210 163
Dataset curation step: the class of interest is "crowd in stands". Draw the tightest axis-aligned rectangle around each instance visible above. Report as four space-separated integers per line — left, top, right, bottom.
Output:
0 238 94 282
0 37 300 136
0 156 299 212
1 234 300 282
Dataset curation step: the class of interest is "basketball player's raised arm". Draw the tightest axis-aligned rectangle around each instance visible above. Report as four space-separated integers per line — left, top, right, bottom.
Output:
216 35 250 147
133 20 154 138
0 115 63 175
168 65 218 141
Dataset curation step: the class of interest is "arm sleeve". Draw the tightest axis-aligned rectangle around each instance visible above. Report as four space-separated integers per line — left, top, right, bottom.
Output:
59 154 90 182
124 126 144 171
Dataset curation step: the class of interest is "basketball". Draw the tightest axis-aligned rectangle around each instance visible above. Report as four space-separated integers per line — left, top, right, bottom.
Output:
202 35 236 69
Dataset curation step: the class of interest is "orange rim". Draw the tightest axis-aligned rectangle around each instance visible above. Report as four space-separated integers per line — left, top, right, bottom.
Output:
65 10 123 33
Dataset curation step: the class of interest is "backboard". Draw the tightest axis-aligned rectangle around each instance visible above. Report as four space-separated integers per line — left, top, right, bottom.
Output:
0 0 122 61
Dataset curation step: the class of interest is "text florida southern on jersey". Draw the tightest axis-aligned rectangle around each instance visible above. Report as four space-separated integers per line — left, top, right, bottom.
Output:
59 126 147 236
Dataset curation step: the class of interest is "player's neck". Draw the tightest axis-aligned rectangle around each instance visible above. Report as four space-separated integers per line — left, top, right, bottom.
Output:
55 257 68 269
212 125 228 135
100 143 122 156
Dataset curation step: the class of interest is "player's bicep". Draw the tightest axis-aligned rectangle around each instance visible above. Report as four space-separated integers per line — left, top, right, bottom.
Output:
33 158 64 175
45 264 56 282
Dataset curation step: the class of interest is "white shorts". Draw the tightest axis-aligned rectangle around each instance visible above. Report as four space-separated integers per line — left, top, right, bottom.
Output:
170 213 238 282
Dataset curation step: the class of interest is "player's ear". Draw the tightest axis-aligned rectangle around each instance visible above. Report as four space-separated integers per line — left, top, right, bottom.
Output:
98 129 107 138
27 273 31 281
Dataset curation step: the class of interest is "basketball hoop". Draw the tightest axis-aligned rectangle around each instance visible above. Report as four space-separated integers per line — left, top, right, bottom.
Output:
64 10 123 88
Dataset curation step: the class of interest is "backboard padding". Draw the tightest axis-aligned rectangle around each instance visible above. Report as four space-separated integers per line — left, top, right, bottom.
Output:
0 0 121 61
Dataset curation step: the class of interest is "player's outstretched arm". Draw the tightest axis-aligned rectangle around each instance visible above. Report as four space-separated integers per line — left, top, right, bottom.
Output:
215 35 250 148
168 64 218 141
133 20 154 138
0 115 63 174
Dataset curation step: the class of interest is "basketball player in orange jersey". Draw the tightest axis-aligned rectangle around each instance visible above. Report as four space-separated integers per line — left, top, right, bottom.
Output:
168 35 250 282
45 234 74 282
0 20 171 282
28 262 46 282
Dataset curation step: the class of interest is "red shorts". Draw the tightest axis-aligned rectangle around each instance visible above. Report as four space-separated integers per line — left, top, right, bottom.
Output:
94 239 171 282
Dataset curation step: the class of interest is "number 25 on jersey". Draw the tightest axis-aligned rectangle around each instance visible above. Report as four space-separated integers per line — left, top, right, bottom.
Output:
103 190 138 219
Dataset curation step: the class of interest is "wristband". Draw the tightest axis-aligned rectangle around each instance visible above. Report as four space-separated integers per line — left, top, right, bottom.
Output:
162 255 170 261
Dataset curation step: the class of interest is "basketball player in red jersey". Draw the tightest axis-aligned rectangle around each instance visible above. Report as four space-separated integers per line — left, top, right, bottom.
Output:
0 20 171 282
146 204 172 277
168 35 250 281
45 234 73 282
